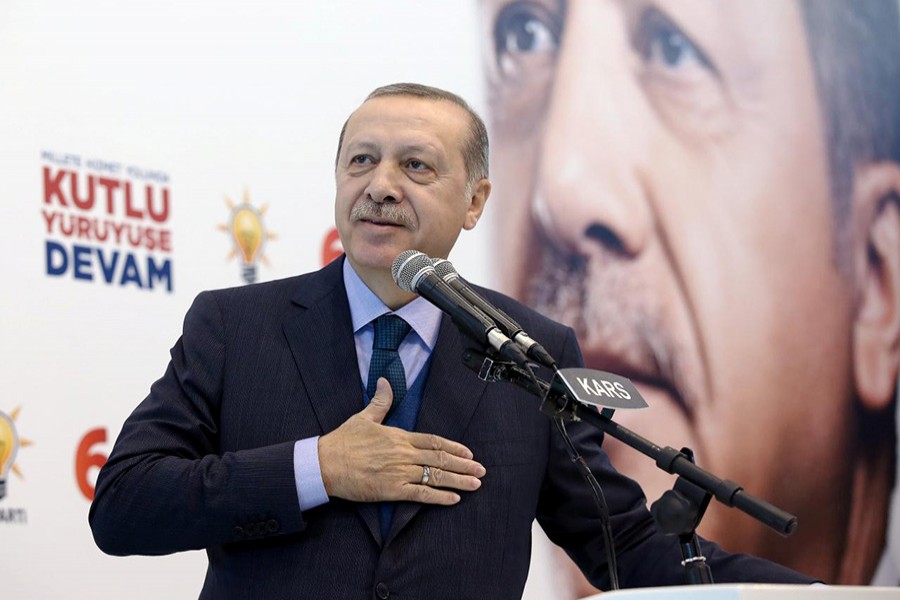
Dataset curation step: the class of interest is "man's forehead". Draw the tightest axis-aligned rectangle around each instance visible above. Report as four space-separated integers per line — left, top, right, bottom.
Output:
342 96 468 153
350 95 466 127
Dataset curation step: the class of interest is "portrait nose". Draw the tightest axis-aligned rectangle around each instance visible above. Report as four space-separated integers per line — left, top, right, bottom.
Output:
366 162 402 204
534 2 653 259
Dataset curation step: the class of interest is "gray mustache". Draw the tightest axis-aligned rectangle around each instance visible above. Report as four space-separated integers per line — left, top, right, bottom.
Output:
351 200 415 229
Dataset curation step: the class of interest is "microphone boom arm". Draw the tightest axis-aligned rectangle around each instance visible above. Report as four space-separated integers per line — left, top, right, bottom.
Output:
461 348 798 537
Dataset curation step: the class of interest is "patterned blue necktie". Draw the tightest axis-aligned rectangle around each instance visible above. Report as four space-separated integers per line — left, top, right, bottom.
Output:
365 314 411 409
365 314 414 542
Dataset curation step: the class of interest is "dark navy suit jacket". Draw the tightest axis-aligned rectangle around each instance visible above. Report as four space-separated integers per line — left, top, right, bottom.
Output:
89 257 814 598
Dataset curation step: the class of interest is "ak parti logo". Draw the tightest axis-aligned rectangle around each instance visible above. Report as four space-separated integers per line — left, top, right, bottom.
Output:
0 407 32 501
219 189 276 285
0 407 32 524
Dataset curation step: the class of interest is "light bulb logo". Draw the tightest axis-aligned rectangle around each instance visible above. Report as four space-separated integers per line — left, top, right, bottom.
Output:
0 407 32 501
0 412 17 500
232 207 263 264
219 189 277 285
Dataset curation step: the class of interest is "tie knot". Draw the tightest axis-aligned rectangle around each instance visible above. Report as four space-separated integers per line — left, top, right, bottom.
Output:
373 314 411 351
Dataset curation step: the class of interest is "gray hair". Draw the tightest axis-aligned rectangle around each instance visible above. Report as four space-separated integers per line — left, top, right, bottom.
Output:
335 83 489 187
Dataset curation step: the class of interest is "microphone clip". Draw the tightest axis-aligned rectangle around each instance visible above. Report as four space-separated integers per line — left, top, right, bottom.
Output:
460 348 584 422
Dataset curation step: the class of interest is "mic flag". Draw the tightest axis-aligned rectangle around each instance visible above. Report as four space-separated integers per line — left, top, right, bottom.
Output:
550 368 648 410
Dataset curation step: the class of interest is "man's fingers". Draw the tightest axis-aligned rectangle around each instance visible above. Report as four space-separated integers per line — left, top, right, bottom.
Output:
399 483 462 506
360 377 393 423
323 396 486 504
408 431 474 460
404 432 486 477
414 465 482 492
416 449 486 477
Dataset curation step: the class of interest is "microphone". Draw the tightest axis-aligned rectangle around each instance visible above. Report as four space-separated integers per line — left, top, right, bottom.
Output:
432 258 558 369
392 250 529 367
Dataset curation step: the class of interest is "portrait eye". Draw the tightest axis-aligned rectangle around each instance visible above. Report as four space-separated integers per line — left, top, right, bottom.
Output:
636 9 715 76
350 154 373 166
492 1 562 77
631 7 728 140
406 159 427 171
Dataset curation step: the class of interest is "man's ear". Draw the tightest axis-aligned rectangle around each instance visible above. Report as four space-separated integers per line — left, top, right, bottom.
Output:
463 178 491 230
852 162 900 411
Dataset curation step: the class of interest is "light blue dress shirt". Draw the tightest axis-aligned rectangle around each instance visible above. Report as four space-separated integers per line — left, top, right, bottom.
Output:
292 259 443 511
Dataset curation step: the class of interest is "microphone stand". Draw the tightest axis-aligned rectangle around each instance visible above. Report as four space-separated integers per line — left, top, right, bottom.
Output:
462 349 798 585
649 447 714 584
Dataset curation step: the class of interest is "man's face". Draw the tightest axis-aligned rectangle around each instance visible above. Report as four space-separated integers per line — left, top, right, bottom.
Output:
484 0 856 562
335 96 484 280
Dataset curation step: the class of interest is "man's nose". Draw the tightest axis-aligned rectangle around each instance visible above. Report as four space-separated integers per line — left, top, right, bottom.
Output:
534 2 654 260
366 162 402 203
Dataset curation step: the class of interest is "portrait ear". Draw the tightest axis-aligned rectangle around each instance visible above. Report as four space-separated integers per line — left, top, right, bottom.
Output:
463 178 492 230
852 162 900 411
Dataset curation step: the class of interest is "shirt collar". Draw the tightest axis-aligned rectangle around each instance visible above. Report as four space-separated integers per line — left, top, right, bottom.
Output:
342 258 442 351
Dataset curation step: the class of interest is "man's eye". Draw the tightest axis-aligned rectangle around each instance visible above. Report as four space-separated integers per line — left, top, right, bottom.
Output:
493 2 562 62
350 154 372 165
637 9 714 74
406 159 427 171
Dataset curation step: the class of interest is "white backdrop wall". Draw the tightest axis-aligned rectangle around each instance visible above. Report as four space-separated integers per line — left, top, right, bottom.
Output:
3 1 899 598
0 1 573 598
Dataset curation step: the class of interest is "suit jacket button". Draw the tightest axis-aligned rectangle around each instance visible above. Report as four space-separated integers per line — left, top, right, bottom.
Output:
266 519 279 533
375 582 389 599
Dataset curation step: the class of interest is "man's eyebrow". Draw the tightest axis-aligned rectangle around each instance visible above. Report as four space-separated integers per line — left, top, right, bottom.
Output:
347 140 443 158
401 142 438 153
345 140 379 154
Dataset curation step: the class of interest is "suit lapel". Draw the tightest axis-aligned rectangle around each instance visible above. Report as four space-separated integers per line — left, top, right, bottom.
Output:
282 258 363 435
282 262 491 547
281 259 384 545
386 315 490 545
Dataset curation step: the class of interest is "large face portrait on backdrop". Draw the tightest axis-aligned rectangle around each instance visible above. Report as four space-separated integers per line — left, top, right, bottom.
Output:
481 0 900 589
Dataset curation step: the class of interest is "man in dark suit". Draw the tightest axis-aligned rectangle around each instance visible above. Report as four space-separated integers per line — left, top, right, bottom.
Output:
89 83 816 598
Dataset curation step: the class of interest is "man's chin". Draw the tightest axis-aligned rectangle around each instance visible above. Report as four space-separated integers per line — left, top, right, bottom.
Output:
345 248 398 276
347 234 413 262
